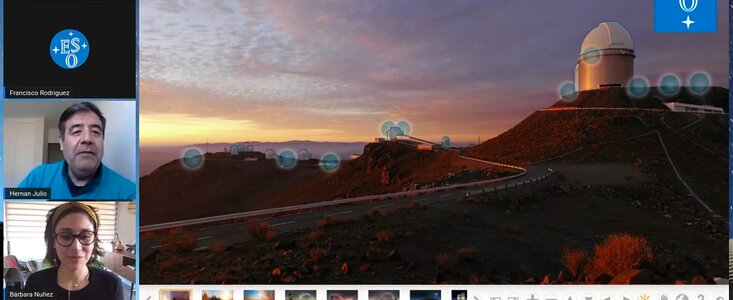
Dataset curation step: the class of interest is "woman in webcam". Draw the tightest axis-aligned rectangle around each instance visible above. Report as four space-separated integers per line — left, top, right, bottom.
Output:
23 202 124 300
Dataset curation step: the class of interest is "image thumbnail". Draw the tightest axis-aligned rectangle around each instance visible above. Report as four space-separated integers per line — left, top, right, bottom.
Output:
411 291 440 300
161 289 192 300
370 290 399 300
203 290 234 300
328 291 358 300
244 290 275 300
451 291 467 300
287 291 317 300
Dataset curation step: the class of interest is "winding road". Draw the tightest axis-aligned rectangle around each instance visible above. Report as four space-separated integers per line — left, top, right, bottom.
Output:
140 155 552 259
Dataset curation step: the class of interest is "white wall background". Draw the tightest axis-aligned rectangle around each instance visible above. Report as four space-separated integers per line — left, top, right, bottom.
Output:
3 100 137 183
116 201 136 245
95 101 137 182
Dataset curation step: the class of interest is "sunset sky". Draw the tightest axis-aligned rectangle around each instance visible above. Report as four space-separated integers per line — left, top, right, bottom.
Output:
140 0 728 146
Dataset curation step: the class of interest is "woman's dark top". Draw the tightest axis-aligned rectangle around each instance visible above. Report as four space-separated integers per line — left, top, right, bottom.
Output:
20 266 124 300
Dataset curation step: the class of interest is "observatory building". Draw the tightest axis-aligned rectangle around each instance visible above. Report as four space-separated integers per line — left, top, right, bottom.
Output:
386 127 405 141
298 148 312 161
574 22 635 92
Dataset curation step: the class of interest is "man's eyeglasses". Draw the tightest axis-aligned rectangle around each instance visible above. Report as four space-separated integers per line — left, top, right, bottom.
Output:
54 231 96 246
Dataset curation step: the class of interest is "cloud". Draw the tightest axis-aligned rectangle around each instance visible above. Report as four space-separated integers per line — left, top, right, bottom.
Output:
139 0 728 145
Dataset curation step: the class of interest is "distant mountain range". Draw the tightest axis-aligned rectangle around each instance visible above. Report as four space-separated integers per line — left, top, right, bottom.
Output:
140 141 494 225
140 141 368 176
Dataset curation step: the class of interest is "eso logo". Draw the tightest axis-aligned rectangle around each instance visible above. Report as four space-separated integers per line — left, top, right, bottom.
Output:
50 29 90 69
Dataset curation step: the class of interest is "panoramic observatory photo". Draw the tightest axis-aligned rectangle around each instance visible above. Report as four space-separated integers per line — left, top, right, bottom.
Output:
138 0 729 284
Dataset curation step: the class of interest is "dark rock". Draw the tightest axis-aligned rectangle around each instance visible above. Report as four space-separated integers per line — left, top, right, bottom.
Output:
359 264 370 272
299 265 312 275
388 249 401 261
690 276 708 284
595 274 612 284
143 250 159 262
609 269 653 284
260 253 275 262
274 240 296 250
557 271 565 284
433 272 447 284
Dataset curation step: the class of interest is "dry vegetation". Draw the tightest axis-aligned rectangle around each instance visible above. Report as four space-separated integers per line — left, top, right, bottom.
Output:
562 234 654 283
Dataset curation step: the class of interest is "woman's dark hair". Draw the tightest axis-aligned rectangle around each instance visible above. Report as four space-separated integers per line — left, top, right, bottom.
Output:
43 202 105 266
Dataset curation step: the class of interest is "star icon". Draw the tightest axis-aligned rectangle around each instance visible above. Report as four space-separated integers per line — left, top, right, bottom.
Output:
52 46 59 54
68 31 74 36
682 16 695 29
82 43 87 49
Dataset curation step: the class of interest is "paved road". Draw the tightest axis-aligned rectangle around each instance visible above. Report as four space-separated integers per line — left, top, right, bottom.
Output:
140 166 551 259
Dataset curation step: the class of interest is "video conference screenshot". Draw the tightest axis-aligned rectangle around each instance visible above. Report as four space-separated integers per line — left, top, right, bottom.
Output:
0 0 730 299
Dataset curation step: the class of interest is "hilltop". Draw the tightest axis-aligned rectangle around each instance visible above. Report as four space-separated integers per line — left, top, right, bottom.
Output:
141 142 510 225
141 141 368 176
467 87 728 218
551 86 728 111
467 87 727 164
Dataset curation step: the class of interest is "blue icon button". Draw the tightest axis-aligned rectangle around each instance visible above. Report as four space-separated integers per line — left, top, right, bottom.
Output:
50 29 90 69
654 0 716 32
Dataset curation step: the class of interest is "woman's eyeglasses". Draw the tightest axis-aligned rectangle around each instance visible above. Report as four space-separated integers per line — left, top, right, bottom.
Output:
54 231 96 246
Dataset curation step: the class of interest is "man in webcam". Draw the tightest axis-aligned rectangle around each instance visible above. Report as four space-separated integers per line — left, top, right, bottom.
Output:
18 102 136 199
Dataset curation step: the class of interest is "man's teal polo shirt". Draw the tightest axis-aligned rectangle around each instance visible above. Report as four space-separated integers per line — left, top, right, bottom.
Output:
18 161 136 200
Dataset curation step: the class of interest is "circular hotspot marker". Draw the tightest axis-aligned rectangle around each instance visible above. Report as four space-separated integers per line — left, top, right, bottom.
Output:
658 73 681 97
380 121 397 137
441 136 451 149
559 81 578 100
277 149 298 169
397 120 412 136
688 72 711 95
627 76 650 98
320 153 340 173
181 148 204 170
582 46 602 65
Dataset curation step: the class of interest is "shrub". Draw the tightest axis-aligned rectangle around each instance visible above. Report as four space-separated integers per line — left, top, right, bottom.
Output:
160 233 179 253
210 241 227 253
435 252 456 267
300 230 321 242
140 231 156 241
456 247 478 261
562 248 588 279
317 216 348 228
367 208 384 219
176 231 198 252
409 201 423 209
469 274 486 284
308 248 328 261
264 228 279 241
589 234 653 277
246 221 270 238
168 227 184 234
159 257 183 271
375 230 393 244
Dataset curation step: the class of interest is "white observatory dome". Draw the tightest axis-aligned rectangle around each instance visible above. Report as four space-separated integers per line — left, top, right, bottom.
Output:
574 21 636 92
580 22 634 56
